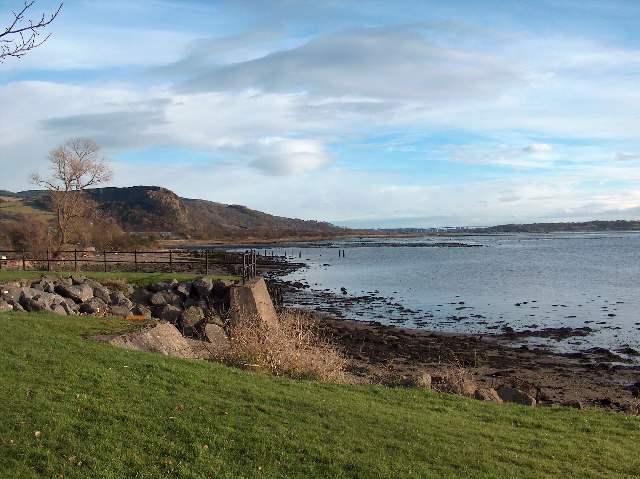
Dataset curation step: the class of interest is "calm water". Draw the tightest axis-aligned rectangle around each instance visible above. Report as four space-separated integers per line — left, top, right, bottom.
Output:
263 232 640 357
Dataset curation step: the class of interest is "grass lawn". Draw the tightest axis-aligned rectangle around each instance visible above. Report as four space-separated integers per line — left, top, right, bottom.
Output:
0 311 638 479
0 270 236 287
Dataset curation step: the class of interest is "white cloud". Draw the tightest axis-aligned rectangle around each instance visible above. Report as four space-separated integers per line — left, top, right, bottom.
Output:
250 137 331 175
524 143 553 153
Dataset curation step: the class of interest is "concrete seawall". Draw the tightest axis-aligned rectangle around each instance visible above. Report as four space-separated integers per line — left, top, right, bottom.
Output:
228 277 277 328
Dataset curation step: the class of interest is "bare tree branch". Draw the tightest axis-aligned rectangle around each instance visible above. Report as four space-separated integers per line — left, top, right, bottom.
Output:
1 1 62 62
30 138 113 247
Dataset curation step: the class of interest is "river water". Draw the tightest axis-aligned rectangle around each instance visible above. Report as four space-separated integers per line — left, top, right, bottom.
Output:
261 232 640 359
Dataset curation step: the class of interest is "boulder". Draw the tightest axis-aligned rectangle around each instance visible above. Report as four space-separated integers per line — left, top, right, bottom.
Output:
163 291 184 309
0 300 13 312
50 303 69 316
109 291 133 310
184 297 208 313
32 277 56 293
18 288 59 312
108 321 199 359
110 304 132 317
79 297 107 314
147 282 167 293
496 385 537 406
129 288 151 305
474 388 503 403
156 304 182 323
7 299 24 311
175 281 192 298
130 305 152 319
192 277 213 299
204 323 230 353
54 283 94 304
401 372 432 388
182 305 205 329
149 291 168 307
85 279 111 304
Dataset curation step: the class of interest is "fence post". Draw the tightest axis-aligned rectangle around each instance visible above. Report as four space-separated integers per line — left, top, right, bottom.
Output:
103 251 107 273
205 250 209 276
47 250 51 272
22 250 26 271
74 248 78 272
243 251 247 284
134 250 138 273
252 250 257 277
169 250 173 273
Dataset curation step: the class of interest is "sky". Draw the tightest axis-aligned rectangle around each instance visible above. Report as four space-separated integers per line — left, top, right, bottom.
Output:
1 0 640 228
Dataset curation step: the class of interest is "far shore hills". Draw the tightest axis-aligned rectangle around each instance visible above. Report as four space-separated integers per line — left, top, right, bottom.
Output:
2 185 640 244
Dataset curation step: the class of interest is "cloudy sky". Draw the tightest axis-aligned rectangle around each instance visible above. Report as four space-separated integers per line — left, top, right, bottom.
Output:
2 0 640 227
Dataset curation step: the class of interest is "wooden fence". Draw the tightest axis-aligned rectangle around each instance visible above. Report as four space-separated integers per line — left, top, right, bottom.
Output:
0 249 259 283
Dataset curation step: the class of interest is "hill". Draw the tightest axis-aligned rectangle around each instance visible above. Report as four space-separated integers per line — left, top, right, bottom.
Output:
0 186 346 241
469 220 640 234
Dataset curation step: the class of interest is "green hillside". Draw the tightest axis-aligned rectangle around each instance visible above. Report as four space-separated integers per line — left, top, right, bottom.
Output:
1 310 638 478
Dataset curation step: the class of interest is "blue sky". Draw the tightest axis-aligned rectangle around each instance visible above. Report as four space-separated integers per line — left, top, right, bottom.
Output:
2 0 640 227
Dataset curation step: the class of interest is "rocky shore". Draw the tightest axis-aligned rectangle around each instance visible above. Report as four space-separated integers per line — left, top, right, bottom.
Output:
261 256 640 413
1 270 638 413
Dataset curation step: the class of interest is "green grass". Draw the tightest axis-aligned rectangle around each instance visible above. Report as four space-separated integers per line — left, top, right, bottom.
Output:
0 312 638 478
0 270 237 286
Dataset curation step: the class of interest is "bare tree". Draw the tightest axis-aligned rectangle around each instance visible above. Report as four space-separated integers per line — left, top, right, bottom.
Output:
30 138 113 247
1 1 62 62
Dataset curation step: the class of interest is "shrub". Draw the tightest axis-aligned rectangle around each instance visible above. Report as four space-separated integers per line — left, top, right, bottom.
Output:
224 308 346 382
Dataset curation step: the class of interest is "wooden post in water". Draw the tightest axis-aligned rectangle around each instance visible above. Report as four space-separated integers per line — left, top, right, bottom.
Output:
169 250 173 273
22 250 26 270
134 250 138 273
205 250 209 276
47 250 51 271
74 249 78 272
103 251 107 272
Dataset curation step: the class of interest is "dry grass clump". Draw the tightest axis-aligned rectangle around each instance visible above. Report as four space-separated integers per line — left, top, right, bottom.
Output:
431 362 477 397
224 309 346 382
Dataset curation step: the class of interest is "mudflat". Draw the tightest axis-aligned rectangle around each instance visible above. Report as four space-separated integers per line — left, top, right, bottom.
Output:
311 314 640 412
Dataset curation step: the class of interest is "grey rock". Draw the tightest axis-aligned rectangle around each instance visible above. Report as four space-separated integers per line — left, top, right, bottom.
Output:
156 304 182 323
496 385 537 406
149 291 168 307
18 288 61 312
85 279 111 303
129 288 151 305
184 297 208 312
163 291 184 309
54 283 94 304
79 297 107 314
192 277 213 299
50 303 69 316
0 300 13 312
7 299 24 311
110 305 131 317
204 323 230 353
109 291 133 309
147 282 167 293
70 275 88 286
32 277 56 293
211 280 227 296
176 281 192 298
474 388 503 403
182 306 205 329
401 373 432 388
130 305 152 319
